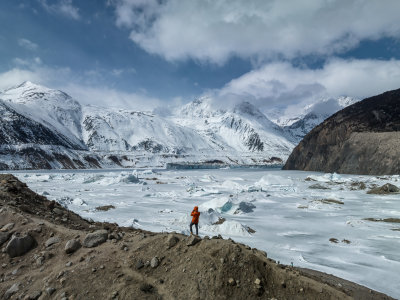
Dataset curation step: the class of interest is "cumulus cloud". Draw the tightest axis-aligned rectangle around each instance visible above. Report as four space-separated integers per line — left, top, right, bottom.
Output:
18 38 38 51
39 0 80 20
112 0 400 64
212 58 400 112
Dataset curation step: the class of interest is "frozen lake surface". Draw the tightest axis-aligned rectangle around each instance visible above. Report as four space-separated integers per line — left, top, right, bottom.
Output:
9 168 400 298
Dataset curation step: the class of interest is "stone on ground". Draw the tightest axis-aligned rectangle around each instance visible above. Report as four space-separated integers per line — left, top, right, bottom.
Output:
0 232 11 246
45 236 61 247
167 235 179 248
186 235 201 246
4 282 20 300
83 230 108 248
1 223 15 232
5 234 36 257
150 257 159 268
65 239 81 254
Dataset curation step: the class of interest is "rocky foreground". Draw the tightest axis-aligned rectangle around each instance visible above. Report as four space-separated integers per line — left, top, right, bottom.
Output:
0 174 394 300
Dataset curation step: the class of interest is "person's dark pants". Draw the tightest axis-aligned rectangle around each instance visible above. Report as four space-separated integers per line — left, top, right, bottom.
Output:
190 222 198 235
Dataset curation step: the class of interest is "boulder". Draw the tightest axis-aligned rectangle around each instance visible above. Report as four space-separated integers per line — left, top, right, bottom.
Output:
6 234 36 257
0 232 11 246
186 235 201 246
167 235 179 248
65 239 81 254
83 230 108 248
45 236 60 247
367 183 400 194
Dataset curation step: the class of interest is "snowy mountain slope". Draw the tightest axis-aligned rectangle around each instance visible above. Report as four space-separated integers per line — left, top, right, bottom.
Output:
0 81 86 150
0 100 80 149
278 97 360 143
0 82 299 169
173 97 294 159
81 105 213 153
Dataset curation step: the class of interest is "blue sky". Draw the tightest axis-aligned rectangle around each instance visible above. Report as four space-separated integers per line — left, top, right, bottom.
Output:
1 0 400 113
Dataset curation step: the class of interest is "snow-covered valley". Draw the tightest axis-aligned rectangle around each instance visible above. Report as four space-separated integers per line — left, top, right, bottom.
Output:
8 168 400 298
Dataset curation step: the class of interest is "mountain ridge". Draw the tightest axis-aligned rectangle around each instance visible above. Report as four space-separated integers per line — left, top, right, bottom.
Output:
283 88 400 175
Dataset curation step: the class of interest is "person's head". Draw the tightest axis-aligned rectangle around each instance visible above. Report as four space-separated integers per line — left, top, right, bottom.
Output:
193 206 198 211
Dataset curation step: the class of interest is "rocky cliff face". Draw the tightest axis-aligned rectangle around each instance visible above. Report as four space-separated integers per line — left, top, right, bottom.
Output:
283 88 400 175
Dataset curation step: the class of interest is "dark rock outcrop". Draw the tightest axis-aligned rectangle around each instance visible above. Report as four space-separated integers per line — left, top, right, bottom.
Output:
5 234 36 257
283 88 400 175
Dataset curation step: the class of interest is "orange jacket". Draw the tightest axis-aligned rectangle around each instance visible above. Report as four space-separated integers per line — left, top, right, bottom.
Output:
191 206 200 224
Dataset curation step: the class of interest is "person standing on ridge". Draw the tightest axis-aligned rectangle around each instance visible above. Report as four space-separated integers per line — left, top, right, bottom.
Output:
190 206 200 236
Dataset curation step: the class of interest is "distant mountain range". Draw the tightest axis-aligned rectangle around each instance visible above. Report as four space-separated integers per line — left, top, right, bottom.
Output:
0 81 357 169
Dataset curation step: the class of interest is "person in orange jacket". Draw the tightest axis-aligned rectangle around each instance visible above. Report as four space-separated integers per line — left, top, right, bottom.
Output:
190 206 200 236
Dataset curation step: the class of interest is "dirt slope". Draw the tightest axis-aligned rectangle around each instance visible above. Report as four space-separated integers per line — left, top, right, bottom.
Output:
0 174 394 300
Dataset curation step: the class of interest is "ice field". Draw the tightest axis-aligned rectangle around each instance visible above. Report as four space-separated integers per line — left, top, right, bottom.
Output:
9 168 400 298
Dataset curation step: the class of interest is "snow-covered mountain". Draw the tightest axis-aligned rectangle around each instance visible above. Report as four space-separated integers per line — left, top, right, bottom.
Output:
0 82 297 169
0 81 86 149
172 97 293 159
274 97 360 143
82 105 212 153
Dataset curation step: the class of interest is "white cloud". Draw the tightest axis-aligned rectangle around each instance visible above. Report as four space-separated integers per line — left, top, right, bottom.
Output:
0 61 163 111
18 38 38 51
39 0 80 20
112 0 400 64
212 58 400 112
63 83 163 111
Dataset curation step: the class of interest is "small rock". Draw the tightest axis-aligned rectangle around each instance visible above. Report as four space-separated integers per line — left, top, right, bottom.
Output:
150 257 159 268
45 237 60 247
6 234 36 257
100 265 105 269
254 278 261 285
186 235 201 246
36 256 45 266
83 230 108 248
140 283 154 293
0 232 11 246
111 291 119 298
46 287 56 295
60 278 66 285
136 260 144 269
66 261 73 267
28 290 42 300
53 208 64 215
220 258 225 264
92 268 97 273
228 278 236 286
65 239 81 254
281 281 286 288
167 235 179 248
56 270 65 279
1 223 15 232
4 282 20 299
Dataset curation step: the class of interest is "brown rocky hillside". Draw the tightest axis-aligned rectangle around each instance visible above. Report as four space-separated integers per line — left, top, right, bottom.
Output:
283 88 400 175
